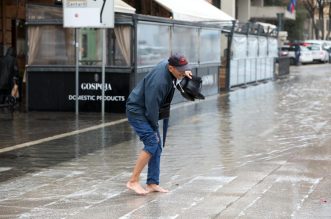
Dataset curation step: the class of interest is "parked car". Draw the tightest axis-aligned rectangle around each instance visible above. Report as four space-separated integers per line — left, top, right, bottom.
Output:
321 41 331 62
303 40 329 63
279 48 289 57
299 46 314 64
305 39 330 48
281 45 313 65
327 47 331 63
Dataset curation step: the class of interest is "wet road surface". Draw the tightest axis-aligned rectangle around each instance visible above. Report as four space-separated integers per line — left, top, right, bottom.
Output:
0 64 331 218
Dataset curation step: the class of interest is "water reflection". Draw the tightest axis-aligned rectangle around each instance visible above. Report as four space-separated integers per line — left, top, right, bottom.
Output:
1 66 331 218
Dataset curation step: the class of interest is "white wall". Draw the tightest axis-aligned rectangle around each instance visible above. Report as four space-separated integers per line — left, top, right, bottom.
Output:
220 0 236 18
237 0 251 22
251 0 263 7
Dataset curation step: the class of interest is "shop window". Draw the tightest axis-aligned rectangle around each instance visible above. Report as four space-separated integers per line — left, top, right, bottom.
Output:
137 22 170 68
248 36 258 58
79 28 102 66
199 29 221 64
81 34 88 58
28 25 75 65
107 26 132 66
232 35 247 59
172 26 199 64
268 38 278 57
258 37 268 57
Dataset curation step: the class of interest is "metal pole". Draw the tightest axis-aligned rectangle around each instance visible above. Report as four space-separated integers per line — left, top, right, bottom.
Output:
75 28 80 115
226 20 236 91
276 13 284 32
101 28 106 116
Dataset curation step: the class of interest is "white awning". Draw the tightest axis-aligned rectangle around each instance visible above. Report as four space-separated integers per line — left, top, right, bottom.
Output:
115 0 136 14
154 0 234 22
255 22 277 33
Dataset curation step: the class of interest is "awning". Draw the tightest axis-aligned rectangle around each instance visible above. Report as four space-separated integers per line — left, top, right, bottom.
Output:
255 22 277 33
115 0 136 14
154 0 234 22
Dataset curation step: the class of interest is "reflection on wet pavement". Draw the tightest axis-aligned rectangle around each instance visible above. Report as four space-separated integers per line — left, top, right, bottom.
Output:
0 65 331 218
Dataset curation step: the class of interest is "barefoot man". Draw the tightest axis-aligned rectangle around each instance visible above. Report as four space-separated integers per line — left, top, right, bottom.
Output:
126 54 192 195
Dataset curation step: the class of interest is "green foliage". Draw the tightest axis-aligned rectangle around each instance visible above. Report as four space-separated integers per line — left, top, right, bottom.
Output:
285 9 308 41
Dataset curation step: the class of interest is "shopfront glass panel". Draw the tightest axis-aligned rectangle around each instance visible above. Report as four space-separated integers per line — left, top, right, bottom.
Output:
232 34 247 59
248 36 258 58
172 26 199 64
28 25 75 65
199 29 221 64
258 37 268 57
79 28 103 66
230 34 247 86
137 22 170 67
268 37 278 57
107 26 132 66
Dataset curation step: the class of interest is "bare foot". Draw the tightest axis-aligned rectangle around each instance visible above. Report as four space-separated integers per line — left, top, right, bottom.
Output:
126 181 148 195
146 184 169 193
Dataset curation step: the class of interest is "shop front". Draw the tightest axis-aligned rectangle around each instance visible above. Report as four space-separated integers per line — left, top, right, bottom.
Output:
26 2 233 113
26 3 135 113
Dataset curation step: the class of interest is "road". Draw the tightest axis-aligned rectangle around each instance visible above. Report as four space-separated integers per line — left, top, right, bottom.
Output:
0 64 331 218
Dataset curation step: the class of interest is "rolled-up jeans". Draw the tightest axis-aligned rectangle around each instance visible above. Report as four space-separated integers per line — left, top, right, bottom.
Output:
127 116 162 185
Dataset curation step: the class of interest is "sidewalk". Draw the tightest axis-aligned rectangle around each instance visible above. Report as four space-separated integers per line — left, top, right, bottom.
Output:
0 64 331 218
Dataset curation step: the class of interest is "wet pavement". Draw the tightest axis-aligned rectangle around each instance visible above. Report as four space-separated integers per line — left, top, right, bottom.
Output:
1 64 331 218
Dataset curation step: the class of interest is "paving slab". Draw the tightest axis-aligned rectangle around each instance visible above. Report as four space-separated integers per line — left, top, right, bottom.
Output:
0 64 331 218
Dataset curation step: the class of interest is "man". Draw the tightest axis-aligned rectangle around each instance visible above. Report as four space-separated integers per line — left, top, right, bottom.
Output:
126 54 192 195
294 44 301 66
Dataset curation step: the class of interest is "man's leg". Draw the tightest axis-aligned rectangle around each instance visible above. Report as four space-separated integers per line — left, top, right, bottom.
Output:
126 117 160 195
146 131 169 193
146 148 168 193
126 150 151 195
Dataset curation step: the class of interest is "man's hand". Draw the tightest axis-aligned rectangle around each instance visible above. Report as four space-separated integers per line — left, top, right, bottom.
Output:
184 71 193 79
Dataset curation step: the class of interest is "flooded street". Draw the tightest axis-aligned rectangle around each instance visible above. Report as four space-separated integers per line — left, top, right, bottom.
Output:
1 64 331 218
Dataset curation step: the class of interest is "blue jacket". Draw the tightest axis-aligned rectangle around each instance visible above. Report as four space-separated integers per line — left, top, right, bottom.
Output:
126 60 176 130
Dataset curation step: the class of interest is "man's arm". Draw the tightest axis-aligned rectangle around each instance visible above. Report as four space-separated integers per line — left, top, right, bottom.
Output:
144 83 167 131
184 70 193 79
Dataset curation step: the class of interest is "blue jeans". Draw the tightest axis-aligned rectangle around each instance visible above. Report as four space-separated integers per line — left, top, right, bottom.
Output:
127 116 162 185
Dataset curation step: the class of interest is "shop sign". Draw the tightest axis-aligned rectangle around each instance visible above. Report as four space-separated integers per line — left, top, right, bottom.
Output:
63 0 114 28
67 82 125 102
68 95 125 101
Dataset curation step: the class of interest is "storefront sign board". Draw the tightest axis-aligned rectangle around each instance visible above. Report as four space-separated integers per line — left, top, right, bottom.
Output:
63 0 114 28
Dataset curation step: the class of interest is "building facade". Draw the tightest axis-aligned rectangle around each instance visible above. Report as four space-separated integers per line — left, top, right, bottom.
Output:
0 0 281 113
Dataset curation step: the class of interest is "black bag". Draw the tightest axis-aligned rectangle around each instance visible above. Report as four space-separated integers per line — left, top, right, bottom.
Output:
176 75 205 101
